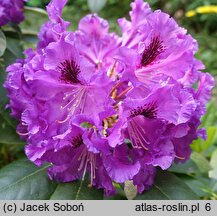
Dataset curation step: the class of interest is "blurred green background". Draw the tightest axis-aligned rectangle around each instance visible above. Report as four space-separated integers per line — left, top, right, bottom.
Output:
0 0 217 199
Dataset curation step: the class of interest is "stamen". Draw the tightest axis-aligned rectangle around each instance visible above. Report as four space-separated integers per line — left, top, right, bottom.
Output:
108 61 117 78
141 36 164 67
78 148 87 171
82 157 89 181
16 130 29 136
77 147 97 186
175 155 186 160
128 119 149 150
90 154 96 186
63 91 75 100
110 82 123 96
56 114 70 124
96 60 102 70
57 87 88 124
115 86 133 100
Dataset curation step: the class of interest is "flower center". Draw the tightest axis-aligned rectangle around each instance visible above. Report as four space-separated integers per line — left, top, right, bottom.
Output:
102 115 119 136
57 59 81 84
141 36 164 67
130 102 157 119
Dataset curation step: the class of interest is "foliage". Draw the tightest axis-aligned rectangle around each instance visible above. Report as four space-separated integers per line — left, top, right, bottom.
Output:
0 0 216 200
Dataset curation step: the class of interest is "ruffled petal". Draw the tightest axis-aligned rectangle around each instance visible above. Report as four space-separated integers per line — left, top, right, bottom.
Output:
103 145 141 183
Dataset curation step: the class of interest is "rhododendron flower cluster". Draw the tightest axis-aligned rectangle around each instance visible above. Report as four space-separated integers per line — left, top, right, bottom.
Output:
0 0 26 26
4 0 214 196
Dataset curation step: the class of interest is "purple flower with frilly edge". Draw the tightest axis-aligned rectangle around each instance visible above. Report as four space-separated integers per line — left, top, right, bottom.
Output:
0 0 26 26
4 0 215 196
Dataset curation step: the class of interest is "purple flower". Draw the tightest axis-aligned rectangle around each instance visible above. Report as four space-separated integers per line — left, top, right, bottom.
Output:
117 0 203 87
4 0 215 196
0 0 26 26
37 0 70 50
74 14 121 70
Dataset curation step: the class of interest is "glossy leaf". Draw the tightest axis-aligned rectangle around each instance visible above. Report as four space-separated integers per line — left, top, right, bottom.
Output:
169 159 198 174
135 170 198 200
213 182 217 192
184 176 214 198
209 149 217 180
6 37 23 59
0 30 6 57
210 149 217 168
50 177 104 200
0 158 57 200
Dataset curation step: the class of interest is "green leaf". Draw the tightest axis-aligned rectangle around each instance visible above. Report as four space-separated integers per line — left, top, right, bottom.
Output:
191 127 217 153
0 30 6 57
0 64 7 107
8 23 22 39
209 168 217 180
22 31 38 43
104 194 127 200
6 37 23 59
0 158 57 200
210 149 217 168
183 176 215 198
50 178 104 200
136 187 169 200
213 182 217 192
135 170 198 200
2 37 23 66
204 127 217 149
20 7 48 38
169 159 198 174
209 149 217 180
2 31 20 40
190 152 211 174
0 109 24 145
201 102 217 128
27 0 44 7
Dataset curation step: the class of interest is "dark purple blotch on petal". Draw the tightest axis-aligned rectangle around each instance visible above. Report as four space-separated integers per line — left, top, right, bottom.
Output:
141 36 164 67
57 59 81 84
71 135 83 148
130 102 157 119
